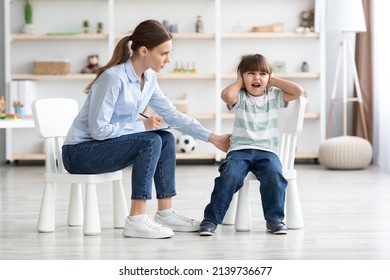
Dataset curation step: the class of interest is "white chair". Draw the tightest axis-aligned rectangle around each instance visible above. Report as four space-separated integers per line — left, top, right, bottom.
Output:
223 96 306 231
32 98 128 236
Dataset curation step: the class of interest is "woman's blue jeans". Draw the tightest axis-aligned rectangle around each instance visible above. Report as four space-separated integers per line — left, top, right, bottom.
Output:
203 149 287 224
62 130 177 200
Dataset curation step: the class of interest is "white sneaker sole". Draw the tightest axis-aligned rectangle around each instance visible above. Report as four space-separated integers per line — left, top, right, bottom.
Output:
123 229 174 239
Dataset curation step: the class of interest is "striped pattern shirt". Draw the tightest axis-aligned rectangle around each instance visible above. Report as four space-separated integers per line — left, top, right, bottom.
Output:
228 87 287 154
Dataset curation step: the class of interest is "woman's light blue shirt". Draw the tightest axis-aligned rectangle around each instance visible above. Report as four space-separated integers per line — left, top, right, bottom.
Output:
64 59 211 145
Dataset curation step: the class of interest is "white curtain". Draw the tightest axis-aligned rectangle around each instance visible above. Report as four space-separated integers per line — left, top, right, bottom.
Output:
373 0 390 171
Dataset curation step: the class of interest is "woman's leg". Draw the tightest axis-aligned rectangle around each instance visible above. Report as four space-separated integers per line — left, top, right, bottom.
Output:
63 132 167 202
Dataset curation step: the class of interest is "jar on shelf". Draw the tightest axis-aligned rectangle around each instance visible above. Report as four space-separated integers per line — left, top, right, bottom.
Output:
195 16 204 33
301 61 310 72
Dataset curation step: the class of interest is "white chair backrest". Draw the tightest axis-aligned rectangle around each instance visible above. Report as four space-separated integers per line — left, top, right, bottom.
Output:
278 96 306 170
32 98 79 173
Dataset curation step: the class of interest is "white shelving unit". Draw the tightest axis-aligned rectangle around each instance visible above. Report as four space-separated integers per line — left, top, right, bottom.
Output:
3 0 325 163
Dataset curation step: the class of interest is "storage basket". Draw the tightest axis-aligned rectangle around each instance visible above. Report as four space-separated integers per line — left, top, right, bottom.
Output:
33 60 70 75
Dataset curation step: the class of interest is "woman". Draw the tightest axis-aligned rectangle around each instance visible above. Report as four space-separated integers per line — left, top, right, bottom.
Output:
62 20 230 239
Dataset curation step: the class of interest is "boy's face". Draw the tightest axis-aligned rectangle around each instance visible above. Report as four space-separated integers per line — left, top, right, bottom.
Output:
242 71 270 96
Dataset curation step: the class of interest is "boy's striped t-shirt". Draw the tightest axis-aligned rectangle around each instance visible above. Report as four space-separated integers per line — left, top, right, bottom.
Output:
228 87 287 154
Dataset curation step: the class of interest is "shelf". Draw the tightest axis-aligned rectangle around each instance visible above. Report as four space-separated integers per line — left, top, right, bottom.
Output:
222 72 320 79
176 152 216 160
12 74 96 80
12 153 45 161
157 73 215 80
295 152 319 160
188 112 319 120
11 33 108 41
116 32 214 40
222 32 320 39
0 119 35 128
12 73 214 81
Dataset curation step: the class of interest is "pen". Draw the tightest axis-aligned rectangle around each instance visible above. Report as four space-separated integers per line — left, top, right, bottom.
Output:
139 112 149 119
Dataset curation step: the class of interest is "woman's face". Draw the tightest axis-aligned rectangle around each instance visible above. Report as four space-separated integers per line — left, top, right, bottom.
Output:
242 71 270 96
145 40 172 73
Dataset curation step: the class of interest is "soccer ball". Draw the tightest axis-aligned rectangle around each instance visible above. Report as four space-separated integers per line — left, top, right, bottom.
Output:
176 134 197 153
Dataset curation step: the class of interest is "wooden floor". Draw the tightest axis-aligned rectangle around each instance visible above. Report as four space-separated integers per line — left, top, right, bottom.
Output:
1 162 390 260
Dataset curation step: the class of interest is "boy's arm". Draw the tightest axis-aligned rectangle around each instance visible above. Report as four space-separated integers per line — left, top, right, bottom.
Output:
268 76 304 102
221 71 243 105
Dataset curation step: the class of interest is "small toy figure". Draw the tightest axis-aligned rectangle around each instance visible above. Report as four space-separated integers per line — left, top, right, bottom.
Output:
0 96 6 113
81 54 100 74
296 9 315 33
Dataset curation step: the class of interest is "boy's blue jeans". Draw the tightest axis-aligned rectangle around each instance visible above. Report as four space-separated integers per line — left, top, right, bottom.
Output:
62 130 177 200
203 149 287 224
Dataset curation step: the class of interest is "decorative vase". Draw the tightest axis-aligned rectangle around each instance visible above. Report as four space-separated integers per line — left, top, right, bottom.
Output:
22 24 34 34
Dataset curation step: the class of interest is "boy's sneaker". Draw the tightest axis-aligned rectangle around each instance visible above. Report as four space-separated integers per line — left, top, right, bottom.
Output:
122 215 174 239
199 219 217 236
154 210 200 232
266 220 288 234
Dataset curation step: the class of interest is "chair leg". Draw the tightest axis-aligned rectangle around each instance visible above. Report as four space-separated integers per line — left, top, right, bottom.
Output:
112 180 128 229
37 182 56 233
67 183 83 226
222 193 237 225
234 180 252 232
286 177 304 229
83 183 101 235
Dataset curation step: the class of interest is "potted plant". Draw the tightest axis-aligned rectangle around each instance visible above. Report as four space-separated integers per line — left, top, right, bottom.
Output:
22 0 34 34
83 20 90 33
97 22 103 34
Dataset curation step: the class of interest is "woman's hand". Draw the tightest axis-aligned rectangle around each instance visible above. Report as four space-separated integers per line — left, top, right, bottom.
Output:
208 133 231 153
143 115 163 130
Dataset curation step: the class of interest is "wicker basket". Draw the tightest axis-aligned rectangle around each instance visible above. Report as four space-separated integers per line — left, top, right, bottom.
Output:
33 61 70 75
252 23 284 32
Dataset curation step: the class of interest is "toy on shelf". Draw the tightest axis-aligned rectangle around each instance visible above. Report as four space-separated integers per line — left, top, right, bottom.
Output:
81 55 100 74
0 113 20 121
295 9 315 33
173 62 197 74
13 101 25 119
0 96 5 113
272 61 286 73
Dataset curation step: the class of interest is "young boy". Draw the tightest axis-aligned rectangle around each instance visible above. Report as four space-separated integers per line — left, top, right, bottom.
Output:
199 54 303 236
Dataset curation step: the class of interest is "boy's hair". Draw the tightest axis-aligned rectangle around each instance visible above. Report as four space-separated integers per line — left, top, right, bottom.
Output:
237 54 272 77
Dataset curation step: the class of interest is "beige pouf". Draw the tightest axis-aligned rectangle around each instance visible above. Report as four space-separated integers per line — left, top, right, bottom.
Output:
319 136 373 170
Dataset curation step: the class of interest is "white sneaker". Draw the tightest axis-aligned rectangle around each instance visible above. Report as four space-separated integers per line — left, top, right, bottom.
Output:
122 215 174 239
154 210 201 232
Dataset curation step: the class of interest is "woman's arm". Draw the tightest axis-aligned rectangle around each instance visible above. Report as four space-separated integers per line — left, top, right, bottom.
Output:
208 133 231 153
